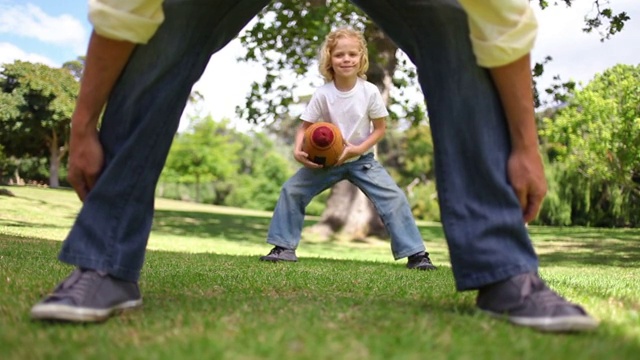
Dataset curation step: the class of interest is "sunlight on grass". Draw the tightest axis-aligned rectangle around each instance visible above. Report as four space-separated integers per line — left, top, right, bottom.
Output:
1 186 639 359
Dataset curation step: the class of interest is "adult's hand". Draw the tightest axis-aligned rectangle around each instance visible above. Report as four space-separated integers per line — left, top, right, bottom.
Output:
507 147 547 223
67 126 103 201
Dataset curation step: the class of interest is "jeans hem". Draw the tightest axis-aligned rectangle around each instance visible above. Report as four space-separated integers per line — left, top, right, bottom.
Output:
58 252 141 283
455 263 538 291
266 238 298 250
393 245 426 260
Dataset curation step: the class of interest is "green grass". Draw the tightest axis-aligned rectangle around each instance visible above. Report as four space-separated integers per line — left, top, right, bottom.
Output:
1 186 639 360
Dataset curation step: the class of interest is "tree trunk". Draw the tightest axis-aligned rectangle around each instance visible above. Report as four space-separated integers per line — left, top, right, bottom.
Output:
195 174 201 203
48 132 61 188
309 23 398 241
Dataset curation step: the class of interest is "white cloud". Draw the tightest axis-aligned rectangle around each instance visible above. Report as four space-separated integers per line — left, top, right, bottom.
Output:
0 3 87 54
0 42 56 66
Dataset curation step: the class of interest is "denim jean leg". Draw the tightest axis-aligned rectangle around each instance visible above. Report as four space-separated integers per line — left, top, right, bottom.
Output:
267 166 346 249
347 154 425 259
58 0 271 282
351 0 538 290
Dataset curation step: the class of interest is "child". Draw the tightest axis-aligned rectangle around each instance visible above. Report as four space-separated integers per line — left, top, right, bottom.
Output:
260 27 435 270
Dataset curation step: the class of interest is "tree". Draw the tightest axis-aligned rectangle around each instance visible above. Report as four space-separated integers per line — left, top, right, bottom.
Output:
238 0 415 241
539 64 640 226
533 0 630 108
237 0 632 239
162 116 242 203
62 57 86 81
0 60 78 187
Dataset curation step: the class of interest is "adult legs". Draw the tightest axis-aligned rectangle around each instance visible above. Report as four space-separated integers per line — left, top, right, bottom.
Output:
351 0 538 290
58 0 272 282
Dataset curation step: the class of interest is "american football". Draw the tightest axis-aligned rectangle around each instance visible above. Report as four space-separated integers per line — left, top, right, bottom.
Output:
302 122 345 167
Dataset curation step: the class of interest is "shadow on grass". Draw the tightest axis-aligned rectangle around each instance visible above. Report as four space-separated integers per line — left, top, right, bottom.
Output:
153 209 640 268
152 209 274 245
529 226 640 268
152 209 448 246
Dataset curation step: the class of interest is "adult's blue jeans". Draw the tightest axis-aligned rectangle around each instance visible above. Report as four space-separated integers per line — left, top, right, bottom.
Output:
58 0 273 282
59 0 538 290
350 0 539 290
267 153 426 259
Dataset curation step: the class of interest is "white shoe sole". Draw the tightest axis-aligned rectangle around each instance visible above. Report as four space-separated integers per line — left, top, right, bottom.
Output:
482 310 600 332
31 299 143 322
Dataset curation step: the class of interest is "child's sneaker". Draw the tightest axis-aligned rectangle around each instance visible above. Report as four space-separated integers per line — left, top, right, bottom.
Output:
406 252 437 270
260 246 298 262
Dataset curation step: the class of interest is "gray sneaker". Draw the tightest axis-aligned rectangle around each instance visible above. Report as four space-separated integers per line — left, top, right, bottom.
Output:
406 252 437 270
476 272 599 332
260 246 298 262
31 268 142 322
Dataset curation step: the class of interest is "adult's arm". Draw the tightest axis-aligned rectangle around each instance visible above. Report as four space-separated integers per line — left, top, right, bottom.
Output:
458 0 546 221
69 1 165 200
489 54 547 223
68 33 136 201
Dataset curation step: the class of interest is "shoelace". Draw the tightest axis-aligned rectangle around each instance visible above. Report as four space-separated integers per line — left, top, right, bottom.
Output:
269 247 284 255
528 287 570 307
523 276 579 312
47 269 98 305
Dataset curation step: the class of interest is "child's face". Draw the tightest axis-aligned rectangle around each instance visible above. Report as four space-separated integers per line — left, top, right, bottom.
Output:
330 36 361 81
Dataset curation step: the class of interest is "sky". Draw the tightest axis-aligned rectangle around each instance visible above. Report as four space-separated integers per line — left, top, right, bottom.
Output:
1 0 639 131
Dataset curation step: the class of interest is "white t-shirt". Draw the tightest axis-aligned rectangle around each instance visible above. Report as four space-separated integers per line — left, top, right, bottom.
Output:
300 78 389 146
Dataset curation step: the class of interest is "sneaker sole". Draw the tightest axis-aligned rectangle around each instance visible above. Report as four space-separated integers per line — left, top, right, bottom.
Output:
407 265 437 270
482 310 600 332
31 299 143 322
259 257 297 262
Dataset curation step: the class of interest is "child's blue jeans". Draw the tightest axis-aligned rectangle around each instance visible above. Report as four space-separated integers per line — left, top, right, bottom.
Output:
267 153 426 259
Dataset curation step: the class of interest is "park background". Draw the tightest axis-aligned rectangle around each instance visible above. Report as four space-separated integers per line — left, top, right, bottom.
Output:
0 1 639 359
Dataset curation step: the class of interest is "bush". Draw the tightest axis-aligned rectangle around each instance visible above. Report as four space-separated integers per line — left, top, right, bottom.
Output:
406 181 440 221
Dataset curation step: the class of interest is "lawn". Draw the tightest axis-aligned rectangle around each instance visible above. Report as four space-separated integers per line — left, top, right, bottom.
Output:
1 186 639 360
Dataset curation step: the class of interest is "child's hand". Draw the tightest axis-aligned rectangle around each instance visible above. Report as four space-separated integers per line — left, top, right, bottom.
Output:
335 142 363 166
294 148 324 169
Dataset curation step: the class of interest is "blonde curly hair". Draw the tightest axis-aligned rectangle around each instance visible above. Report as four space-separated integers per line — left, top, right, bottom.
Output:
318 27 369 82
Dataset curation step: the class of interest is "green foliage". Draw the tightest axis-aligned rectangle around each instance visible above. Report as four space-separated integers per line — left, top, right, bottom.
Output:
0 60 79 186
237 0 422 131
159 117 294 210
237 0 369 126
397 122 435 184
533 1 630 108
379 121 438 221
61 57 85 81
224 152 292 211
407 180 440 222
0 143 7 181
6 157 49 184
535 160 572 226
539 64 640 226
0 61 78 158
162 116 242 202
